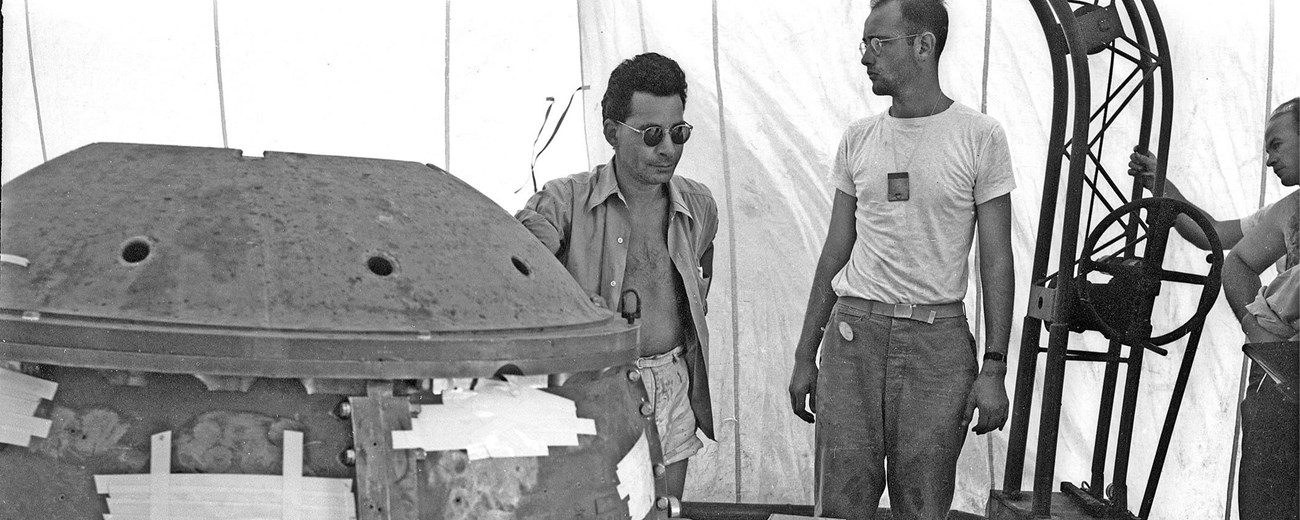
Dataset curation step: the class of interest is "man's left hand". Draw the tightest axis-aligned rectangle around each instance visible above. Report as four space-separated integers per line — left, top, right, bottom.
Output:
962 368 1009 435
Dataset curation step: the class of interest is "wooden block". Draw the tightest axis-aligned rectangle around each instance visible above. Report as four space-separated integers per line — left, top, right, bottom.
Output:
986 490 1117 519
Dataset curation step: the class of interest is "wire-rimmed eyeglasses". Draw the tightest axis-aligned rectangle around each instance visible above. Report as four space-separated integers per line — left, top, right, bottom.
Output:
614 120 693 147
859 33 923 56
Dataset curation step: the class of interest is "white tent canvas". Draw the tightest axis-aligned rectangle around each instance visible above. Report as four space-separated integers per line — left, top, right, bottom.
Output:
2 1 1296 518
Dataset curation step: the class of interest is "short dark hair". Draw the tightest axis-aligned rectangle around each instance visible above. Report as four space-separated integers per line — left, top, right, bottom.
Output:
871 0 949 60
1270 97 1299 133
601 52 688 123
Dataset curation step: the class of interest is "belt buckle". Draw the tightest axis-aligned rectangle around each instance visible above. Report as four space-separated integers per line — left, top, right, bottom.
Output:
892 303 914 319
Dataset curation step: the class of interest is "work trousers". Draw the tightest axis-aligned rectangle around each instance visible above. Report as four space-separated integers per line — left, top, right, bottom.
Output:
1238 377 1299 520
814 298 978 520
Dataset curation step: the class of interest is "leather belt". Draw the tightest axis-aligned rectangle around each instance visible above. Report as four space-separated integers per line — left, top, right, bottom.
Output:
839 296 965 324
636 345 684 369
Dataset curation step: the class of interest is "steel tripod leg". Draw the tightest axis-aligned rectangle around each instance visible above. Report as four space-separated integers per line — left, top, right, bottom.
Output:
1032 323 1073 516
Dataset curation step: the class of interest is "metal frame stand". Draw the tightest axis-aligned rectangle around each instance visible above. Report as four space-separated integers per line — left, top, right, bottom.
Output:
991 1 1220 519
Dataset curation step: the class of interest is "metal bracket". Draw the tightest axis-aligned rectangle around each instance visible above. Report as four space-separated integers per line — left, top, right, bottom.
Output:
1074 4 1125 55
349 380 420 520
1026 285 1057 323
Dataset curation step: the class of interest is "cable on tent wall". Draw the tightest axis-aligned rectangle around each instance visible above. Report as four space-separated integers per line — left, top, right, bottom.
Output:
23 0 48 163
710 0 743 502
1226 2 1277 518
980 0 993 115
978 0 996 491
575 0 593 171
444 0 453 172
212 0 229 148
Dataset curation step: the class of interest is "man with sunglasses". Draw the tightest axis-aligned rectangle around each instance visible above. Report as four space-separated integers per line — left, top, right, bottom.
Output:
788 0 1016 518
516 52 717 499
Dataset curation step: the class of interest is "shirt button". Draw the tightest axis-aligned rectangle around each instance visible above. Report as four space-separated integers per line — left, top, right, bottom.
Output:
617 237 624 244
610 281 617 287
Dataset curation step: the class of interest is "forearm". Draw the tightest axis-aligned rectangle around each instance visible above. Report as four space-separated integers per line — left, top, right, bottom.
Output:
979 258 1013 376
794 260 844 364
1172 214 1214 250
1158 181 1223 250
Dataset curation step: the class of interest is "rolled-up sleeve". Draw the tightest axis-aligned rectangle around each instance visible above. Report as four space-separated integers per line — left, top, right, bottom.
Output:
515 181 572 257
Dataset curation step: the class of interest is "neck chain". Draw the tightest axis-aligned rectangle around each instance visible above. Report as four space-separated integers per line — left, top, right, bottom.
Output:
890 97 944 174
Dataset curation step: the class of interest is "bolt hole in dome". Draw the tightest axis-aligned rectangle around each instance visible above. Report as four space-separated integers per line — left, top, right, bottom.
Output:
367 255 395 276
119 237 152 264
511 256 531 277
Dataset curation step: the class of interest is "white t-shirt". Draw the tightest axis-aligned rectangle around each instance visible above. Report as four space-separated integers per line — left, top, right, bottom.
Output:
1240 200 1274 237
829 102 1016 304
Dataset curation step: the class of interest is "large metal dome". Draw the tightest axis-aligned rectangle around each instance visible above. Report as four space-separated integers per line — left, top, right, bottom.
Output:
0 143 638 378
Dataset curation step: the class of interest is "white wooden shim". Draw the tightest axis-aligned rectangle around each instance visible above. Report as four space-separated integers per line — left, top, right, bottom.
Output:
149 431 170 520
0 425 33 447
96 474 353 496
0 409 52 437
281 430 302 520
99 489 353 506
103 499 355 518
0 393 40 416
0 367 57 401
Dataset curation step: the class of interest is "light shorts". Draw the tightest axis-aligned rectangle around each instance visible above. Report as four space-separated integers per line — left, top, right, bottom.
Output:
636 346 704 466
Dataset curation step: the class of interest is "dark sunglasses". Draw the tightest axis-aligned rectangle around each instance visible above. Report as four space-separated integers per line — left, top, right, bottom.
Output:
615 120 693 147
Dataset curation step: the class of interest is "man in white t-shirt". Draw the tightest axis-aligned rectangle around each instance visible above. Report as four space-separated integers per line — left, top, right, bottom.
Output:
786 0 1015 518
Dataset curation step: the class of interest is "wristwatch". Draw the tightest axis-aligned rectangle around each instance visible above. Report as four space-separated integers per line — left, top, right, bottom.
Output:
983 351 1006 362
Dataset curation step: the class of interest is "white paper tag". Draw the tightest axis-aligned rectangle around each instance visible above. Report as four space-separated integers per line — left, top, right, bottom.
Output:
838 321 854 342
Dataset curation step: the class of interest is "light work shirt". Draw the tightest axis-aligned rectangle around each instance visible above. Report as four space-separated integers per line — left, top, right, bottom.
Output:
515 162 719 439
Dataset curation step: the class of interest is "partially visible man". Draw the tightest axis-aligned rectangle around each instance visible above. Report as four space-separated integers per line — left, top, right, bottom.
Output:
1221 98 1299 520
515 52 717 499
1129 98 1298 520
1127 97 1299 251
787 1 1015 518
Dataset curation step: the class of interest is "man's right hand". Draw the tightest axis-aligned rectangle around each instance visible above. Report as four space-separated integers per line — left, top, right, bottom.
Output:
788 360 818 423
1128 147 1158 191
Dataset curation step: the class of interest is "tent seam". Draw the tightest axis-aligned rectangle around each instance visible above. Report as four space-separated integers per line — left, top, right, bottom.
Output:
710 0 743 502
444 0 452 171
575 0 592 171
1228 2 1275 518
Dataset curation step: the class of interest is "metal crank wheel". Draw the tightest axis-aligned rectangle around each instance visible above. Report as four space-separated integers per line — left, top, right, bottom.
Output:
1076 197 1223 351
